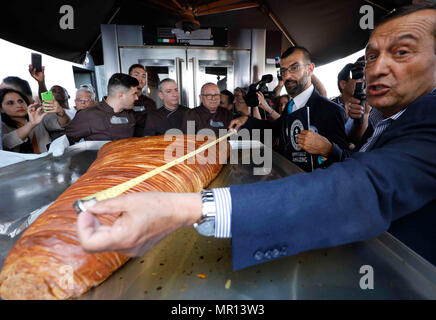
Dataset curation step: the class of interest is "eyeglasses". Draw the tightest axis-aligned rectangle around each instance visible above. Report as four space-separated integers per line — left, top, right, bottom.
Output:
202 94 220 100
280 63 309 76
75 98 91 102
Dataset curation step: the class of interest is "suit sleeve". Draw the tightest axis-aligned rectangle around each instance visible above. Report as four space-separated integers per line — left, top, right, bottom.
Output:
229 119 436 270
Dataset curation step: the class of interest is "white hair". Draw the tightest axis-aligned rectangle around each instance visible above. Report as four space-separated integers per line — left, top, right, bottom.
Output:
76 87 96 101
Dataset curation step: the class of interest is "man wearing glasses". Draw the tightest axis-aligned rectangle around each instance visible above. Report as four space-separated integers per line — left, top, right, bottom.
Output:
74 86 96 112
230 46 349 170
182 83 233 136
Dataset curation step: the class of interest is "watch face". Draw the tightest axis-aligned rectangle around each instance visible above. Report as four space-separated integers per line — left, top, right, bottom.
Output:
197 219 215 237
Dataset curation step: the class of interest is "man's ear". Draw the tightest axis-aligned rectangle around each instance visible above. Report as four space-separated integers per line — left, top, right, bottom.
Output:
307 63 315 76
157 91 163 100
117 91 125 100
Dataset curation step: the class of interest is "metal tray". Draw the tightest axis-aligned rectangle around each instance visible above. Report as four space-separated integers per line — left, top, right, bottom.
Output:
0 142 435 299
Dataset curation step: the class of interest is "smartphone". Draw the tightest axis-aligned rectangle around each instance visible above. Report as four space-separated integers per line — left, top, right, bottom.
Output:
31 53 42 72
41 91 53 101
41 91 53 112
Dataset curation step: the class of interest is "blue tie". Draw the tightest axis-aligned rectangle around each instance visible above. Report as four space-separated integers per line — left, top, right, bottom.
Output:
287 99 295 114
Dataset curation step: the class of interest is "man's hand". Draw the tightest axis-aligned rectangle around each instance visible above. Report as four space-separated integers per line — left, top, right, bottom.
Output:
77 192 201 256
228 115 249 131
347 98 371 121
298 130 333 157
29 64 45 83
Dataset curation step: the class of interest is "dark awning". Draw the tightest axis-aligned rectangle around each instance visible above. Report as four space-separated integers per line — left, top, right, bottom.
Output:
0 0 411 66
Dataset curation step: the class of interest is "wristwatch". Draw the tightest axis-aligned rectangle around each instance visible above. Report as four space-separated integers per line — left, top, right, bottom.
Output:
193 190 216 236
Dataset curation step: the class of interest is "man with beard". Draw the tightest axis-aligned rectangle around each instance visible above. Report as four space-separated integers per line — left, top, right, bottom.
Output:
229 46 349 169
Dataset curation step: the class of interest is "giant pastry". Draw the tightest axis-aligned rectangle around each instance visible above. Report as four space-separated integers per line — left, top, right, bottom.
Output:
0 135 227 299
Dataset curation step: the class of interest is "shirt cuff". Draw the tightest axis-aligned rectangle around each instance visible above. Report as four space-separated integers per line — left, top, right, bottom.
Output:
212 187 232 238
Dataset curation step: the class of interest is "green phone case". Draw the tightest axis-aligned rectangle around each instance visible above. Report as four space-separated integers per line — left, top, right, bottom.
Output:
41 91 54 101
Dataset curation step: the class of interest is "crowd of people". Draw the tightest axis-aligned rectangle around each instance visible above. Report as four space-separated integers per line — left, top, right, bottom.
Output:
0 2 434 271
1 42 366 172
75 2 436 270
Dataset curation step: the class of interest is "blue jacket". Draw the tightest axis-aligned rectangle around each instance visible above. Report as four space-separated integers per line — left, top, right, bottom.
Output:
230 91 436 270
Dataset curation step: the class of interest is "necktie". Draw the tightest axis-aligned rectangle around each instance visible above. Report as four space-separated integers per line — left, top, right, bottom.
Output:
287 99 295 114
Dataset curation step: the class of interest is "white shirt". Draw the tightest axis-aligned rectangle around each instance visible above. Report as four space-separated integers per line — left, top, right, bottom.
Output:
291 84 314 112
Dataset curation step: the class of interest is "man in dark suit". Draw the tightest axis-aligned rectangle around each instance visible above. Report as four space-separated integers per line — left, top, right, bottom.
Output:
230 46 348 171
77 3 436 271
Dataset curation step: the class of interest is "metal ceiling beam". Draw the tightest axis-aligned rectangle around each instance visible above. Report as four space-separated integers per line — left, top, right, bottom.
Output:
88 6 121 56
257 0 297 46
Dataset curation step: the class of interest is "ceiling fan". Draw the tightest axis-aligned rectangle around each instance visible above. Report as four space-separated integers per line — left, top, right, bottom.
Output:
145 0 260 33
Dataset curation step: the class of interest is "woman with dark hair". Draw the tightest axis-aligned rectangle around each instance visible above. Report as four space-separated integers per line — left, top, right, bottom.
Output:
0 88 70 153
274 95 290 115
0 76 34 103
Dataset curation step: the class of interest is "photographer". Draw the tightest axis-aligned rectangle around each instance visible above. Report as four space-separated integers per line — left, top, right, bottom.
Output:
256 91 281 120
302 59 375 157
229 46 348 170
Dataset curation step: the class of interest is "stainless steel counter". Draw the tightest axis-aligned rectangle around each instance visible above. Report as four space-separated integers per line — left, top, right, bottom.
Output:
1 142 435 299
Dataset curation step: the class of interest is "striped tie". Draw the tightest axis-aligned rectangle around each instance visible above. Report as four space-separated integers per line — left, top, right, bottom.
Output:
287 99 295 114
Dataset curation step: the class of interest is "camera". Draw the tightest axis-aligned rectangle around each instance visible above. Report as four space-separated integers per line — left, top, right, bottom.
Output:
350 56 366 124
243 74 275 107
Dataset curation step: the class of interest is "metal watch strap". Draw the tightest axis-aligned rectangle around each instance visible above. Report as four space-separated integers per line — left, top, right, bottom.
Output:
193 190 216 236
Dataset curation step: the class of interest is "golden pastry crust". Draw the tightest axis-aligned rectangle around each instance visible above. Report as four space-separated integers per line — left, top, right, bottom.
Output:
0 135 227 299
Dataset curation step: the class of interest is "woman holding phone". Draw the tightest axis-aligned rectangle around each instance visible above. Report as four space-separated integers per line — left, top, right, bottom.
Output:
0 88 70 153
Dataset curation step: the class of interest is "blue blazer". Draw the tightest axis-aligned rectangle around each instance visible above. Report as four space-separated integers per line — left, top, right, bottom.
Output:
230 91 436 270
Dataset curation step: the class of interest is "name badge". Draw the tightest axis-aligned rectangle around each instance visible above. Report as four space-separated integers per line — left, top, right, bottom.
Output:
110 116 129 124
210 119 224 127
133 106 145 112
